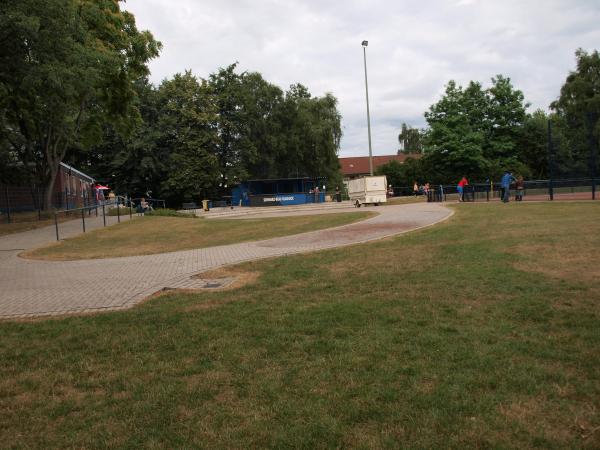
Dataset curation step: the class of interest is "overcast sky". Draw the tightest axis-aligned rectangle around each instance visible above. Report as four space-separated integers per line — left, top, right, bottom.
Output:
123 0 600 157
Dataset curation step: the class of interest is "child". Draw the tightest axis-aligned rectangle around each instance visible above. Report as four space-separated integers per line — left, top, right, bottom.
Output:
515 176 524 201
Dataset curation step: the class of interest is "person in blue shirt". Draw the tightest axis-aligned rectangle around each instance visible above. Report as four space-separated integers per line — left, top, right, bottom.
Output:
500 171 516 203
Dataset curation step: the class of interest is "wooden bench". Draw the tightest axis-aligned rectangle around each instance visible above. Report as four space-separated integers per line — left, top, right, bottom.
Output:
182 202 198 210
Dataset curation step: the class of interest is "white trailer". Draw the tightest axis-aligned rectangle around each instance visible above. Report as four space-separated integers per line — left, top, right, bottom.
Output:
348 176 388 207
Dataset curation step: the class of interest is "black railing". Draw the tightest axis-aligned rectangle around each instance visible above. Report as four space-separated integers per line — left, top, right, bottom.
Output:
425 178 598 202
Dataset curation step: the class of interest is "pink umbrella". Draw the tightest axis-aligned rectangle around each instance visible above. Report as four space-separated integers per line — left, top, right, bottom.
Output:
95 185 110 190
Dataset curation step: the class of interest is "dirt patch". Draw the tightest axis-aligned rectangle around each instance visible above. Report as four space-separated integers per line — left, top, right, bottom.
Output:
192 267 261 293
194 265 260 283
144 267 263 311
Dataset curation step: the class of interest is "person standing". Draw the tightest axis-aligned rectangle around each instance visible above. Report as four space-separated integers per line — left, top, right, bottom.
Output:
515 175 525 201
500 171 515 203
413 181 419 196
457 176 468 202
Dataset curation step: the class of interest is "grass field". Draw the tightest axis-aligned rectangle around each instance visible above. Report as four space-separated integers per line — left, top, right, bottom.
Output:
1 202 599 448
24 212 373 260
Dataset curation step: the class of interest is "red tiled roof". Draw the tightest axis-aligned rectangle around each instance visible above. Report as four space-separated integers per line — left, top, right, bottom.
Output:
339 154 421 176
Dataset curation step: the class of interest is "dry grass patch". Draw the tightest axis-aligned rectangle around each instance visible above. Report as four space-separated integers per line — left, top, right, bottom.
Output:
511 243 600 284
194 263 261 287
24 212 373 260
498 396 582 444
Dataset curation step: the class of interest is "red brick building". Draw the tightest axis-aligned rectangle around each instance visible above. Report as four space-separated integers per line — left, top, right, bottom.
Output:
54 162 96 209
1 162 95 212
339 154 421 180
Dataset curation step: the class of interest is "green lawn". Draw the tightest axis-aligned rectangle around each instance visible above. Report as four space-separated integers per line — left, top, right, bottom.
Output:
1 202 599 448
24 212 373 260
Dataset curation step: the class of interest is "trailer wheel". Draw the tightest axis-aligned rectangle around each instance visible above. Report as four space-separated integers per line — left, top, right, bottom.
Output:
374 203 379 206
355 200 361 208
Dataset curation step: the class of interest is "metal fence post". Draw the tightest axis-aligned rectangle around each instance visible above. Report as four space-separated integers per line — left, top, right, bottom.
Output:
547 120 555 201
587 112 598 200
55 212 59 241
117 200 120 223
81 208 86 232
36 187 41 221
102 203 106 227
4 186 10 224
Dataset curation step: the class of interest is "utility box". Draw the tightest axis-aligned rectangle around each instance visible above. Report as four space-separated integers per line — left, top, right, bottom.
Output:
202 199 210 211
348 176 388 207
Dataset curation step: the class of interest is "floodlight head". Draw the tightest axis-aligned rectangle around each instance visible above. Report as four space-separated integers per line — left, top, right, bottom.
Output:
362 40 368 47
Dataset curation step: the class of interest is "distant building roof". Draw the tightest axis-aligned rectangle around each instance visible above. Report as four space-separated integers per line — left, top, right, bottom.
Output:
339 154 421 176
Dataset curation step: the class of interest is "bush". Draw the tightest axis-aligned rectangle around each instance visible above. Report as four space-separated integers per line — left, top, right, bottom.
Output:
107 207 133 216
145 208 196 218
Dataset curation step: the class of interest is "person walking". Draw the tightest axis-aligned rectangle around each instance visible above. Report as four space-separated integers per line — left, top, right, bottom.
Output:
457 176 468 202
500 171 515 203
413 181 419 197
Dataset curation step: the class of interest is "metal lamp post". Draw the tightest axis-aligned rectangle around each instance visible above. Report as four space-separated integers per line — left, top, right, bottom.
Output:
362 40 374 176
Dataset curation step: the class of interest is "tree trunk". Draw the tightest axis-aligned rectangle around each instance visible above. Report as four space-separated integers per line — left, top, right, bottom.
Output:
43 166 59 211
41 128 69 211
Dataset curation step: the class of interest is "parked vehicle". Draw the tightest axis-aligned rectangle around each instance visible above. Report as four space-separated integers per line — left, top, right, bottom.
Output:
348 176 388 207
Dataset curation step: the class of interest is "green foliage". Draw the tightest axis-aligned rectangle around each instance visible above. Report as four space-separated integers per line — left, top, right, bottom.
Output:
423 80 490 182
0 0 160 208
74 65 343 205
551 48 600 178
376 158 424 187
157 72 219 202
398 123 424 154
414 50 599 184
423 77 529 183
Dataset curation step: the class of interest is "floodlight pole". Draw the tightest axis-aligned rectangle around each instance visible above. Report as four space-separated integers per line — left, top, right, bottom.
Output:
362 40 374 176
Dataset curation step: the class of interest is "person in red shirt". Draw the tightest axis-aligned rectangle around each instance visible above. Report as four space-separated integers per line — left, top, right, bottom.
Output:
457 176 468 202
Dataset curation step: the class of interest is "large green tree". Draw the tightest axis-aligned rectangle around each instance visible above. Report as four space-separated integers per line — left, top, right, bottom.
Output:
0 0 160 208
423 76 529 182
423 80 489 181
376 157 424 188
75 66 343 204
158 72 219 203
551 48 600 177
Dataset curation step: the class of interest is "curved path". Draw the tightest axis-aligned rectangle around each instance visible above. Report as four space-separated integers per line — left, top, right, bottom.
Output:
0 202 452 319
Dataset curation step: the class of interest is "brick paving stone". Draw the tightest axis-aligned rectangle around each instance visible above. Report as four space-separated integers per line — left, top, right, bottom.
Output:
0 203 452 318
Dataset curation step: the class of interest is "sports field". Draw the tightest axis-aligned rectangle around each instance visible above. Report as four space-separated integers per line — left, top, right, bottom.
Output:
1 202 599 448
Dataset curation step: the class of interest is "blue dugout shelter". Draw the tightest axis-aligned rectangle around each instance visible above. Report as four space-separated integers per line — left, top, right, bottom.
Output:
231 177 326 207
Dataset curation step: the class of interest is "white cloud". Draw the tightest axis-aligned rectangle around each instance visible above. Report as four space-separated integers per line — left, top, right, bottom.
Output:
123 0 600 157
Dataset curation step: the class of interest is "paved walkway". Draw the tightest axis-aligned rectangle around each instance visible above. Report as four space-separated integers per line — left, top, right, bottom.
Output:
0 203 452 319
